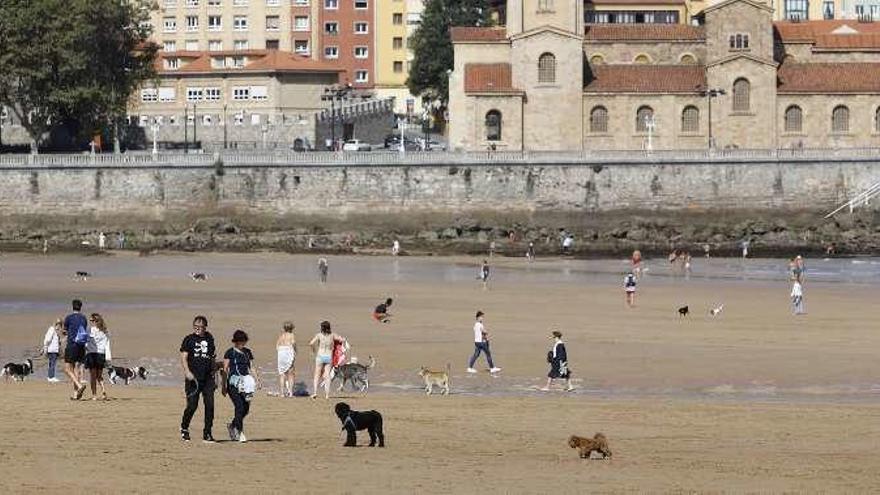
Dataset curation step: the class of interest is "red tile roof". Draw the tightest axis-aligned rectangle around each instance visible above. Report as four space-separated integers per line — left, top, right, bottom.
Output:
450 26 507 42
464 63 521 93
584 65 706 93
156 50 342 75
778 62 880 93
585 23 705 41
775 20 880 49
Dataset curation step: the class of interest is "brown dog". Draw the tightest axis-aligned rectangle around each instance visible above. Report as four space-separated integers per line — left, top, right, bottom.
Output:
568 433 612 459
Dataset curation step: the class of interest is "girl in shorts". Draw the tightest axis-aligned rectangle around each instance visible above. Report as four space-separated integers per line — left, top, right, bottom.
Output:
309 321 346 400
624 272 637 307
84 313 112 400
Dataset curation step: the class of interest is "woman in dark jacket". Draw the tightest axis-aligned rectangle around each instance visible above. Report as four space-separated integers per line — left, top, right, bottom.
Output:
541 331 573 392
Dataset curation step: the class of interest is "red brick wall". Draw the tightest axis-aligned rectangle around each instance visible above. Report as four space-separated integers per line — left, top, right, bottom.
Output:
318 0 375 89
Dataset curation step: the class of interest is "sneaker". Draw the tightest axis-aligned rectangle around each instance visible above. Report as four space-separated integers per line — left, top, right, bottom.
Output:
47 377 60 383
466 368 477 374
238 431 247 443
227 423 239 441
75 384 86 400
489 367 502 373
181 429 191 442
203 433 216 443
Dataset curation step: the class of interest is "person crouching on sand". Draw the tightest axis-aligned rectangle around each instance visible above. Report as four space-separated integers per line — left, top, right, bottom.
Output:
224 330 260 443
542 331 573 392
373 298 393 323
276 322 297 397
84 313 112 401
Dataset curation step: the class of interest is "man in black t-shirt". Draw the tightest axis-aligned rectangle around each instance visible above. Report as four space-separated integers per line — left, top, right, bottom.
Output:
179 315 217 443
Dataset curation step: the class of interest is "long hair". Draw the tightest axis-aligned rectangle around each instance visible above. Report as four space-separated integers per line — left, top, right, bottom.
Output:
89 313 108 334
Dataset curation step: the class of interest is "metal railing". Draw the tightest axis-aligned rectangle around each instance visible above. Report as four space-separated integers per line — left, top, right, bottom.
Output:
825 180 880 218
0 147 878 168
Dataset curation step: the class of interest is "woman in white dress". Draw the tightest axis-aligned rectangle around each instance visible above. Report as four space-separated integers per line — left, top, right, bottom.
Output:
276 322 297 397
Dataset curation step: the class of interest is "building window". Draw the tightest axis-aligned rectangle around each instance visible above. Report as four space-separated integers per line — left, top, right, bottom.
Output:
233 87 251 100
251 114 261 126
634 54 651 64
393 13 403 24
294 16 309 31
354 46 368 58
875 107 880 133
141 89 158 103
729 33 750 50
251 86 268 100
185 39 199 51
325 0 338 8
355 70 369 83
165 0 177 7
324 46 338 58
680 53 696 64
823 1 834 19
164 58 180 70
485 110 502 141
164 40 177 52
163 17 177 32
186 87 204 102
211 57 225 68
407 12 421 24
232 56 245 68
538 0 554 11
681 105 699 133
590 106 608 133
538 53 556 83
589 54 604 65
186 0 199 7
393 37 404 49
266 39 279 50
294 0 309 5
354 22 368 34
234 113 244 125
158 88 176 102
785 0 808 20
355 0 368 8
209 40 223 51
636 106 654 132
325 22 338 34
266 15 280 31
208 15 222 31
832 105 849 132
267 0 280 5
732 78 750 112
233 0 248 5
295 40 310 54
393 61 404 73
234 39 249 50
207 0 221 6
185 15 199 31
205 88 221 101
233 15 248 31
784 105 803 132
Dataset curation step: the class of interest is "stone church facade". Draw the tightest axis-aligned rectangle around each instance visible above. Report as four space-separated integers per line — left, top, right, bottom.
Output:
449 0 880 151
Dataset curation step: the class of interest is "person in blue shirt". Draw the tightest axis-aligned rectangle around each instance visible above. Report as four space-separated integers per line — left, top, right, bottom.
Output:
62 299 88 400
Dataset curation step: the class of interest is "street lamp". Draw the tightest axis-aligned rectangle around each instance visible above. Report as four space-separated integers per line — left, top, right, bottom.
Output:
700 88 726 150
321 83 353 151
151 117 160 155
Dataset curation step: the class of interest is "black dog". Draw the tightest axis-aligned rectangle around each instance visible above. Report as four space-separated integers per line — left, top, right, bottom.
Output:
190 272 207 281
75 271 91 280
1 359 34 382
678 305 689 317
107 366 148 385
335 402 384 447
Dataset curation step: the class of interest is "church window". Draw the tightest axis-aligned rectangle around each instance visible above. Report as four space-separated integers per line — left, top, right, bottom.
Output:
732 78 750 112
832 105 849 133
681 106 699 133
784 105 803 133
538 53 556 83
485 110 502 141
590 106 608 133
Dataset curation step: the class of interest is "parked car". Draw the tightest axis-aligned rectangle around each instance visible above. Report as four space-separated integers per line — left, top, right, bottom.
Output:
383 134 420 151
342 139 372 151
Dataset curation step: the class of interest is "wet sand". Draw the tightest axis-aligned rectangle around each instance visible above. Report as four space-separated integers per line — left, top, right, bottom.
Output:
1 252 879 492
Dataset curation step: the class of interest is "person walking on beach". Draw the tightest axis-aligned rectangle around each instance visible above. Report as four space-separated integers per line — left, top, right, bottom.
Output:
179 315 217 443
791 280 806 315
318 257 329 284
309 321 346 399
479 260 490 290
98 232 106 251
276 322 297 398
467 311 501 374
41 318 62 383
741 239 750 259
392 239 400 256
526 242 535 262
84 313 112 400
624 272 637 307
631 250 643 279
224 330 260 442
63 299 89 400
541 331 573 392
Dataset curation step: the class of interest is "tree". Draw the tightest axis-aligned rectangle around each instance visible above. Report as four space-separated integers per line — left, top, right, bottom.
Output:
0 0 156 152
407 0 492 106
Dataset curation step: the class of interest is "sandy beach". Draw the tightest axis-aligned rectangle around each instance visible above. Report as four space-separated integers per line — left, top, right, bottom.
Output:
1 252 879 493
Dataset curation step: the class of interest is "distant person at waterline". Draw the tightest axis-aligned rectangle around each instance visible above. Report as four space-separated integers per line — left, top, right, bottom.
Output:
318 258 329 283
392 240 400 256
791 280 806 315
479 260 490 290
741 239 750 259
98 232 106 250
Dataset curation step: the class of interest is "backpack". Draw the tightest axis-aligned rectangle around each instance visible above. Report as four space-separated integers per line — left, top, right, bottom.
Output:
74 322 89 345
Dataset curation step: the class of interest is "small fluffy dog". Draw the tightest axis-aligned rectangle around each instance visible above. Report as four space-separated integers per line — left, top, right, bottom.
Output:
569 433 612 459
678 305 690 317
709 304 724 317
1 359 34 382
418 363 451 395
107 366 148 385
190 272 207 281
333 356 375 393
335 402 384 447
74 271 91 281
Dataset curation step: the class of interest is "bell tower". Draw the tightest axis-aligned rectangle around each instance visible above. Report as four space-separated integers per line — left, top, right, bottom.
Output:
506 0 584 36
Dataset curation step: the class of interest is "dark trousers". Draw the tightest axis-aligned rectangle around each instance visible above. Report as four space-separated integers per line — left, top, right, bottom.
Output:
227 385 251 432
468 342 495 369
181 378 215 435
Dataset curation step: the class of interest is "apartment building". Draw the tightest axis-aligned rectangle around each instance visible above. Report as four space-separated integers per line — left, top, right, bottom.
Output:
316 0 376 88
373 0 410 108
291 0 315 57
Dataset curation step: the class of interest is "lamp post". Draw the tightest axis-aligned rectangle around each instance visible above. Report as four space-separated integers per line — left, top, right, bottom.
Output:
223 104 228 150
151 118 160 155
192 103 197 152
184 105 188 154
322 83 352 151
700 88 726 150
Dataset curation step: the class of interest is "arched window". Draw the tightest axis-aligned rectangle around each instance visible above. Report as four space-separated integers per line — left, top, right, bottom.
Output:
636 106 654 132
832 105 849 133
590 54 605 65
538 53 556 83
590 106 608 133
732 78 750 112
681 105 699 133
679 53 697 65
485 110 502 141
875 107 880 133
784 105 802 133
634 54 651 64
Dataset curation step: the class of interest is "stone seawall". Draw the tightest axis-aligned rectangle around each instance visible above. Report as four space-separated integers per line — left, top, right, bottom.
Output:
0 158 877 255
